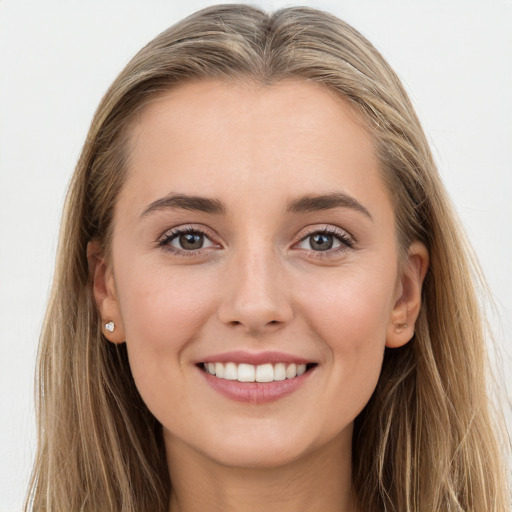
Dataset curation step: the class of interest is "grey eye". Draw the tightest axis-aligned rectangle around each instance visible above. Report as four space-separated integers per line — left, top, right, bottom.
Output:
308 233 334 251
163 230 216 251
296 228 353 254
177 232 205 250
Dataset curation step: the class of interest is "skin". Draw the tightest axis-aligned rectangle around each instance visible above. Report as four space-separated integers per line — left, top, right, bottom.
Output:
90 80 428 512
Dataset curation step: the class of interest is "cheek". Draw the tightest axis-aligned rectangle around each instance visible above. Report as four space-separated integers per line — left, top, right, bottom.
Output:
117 264 218 346
113 262 225 426
300 264 396 413
304 262 395 346
113 263 220 398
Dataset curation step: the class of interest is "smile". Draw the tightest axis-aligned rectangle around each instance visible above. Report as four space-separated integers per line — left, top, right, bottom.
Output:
201 362 314 382
197 351 318 403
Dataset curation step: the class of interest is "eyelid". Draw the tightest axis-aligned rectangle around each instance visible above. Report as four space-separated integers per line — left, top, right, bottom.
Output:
295 224 355 244
292 225 355 258
157 224 222 254
156 223 355 258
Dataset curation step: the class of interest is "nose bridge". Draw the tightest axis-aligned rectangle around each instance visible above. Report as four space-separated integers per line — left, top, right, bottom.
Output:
217 237 293 333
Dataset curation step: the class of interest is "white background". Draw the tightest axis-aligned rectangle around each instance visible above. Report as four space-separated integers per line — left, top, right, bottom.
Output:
0 1 511 510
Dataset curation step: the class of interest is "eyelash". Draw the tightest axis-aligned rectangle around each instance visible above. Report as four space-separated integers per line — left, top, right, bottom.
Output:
157 225 355 259
295 225 355 259
157 226 219 257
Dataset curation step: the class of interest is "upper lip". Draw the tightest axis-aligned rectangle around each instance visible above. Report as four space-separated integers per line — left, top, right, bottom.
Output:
199 350 314 366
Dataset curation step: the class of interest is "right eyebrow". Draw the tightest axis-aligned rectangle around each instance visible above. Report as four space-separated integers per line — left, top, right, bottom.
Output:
141 193 227 217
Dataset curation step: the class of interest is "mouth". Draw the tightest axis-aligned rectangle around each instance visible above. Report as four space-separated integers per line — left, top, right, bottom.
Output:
198 361 318 383
196 351 318 403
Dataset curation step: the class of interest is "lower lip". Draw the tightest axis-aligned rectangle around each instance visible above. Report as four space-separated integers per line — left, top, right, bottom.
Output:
199 366 315 404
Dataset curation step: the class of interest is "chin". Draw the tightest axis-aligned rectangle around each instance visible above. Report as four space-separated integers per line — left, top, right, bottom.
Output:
184 418 351 470
204 439 310 469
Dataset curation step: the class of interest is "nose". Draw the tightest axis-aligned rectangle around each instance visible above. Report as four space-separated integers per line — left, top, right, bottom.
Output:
217 247 294 334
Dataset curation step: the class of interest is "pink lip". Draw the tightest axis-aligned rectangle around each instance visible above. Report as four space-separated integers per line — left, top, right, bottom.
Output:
200 370 313 404
197 358 317 405
199 350 312 365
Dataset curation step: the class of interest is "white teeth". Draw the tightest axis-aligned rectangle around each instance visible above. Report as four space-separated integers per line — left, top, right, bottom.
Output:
286 363 297 379
203 361 312 382
274 363 286 381
238 363 255 382
255 363 274 383
224 362 237 380
215 362 224 378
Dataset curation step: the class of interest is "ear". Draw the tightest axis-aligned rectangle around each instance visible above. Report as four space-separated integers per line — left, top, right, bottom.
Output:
386 241 429 348
87 241 126 344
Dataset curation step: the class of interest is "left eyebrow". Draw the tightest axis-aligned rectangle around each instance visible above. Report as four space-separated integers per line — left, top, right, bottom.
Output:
285 192 373 220
141 193 227 217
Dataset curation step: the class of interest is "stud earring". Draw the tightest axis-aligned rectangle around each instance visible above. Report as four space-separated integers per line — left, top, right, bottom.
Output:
105 321 115 333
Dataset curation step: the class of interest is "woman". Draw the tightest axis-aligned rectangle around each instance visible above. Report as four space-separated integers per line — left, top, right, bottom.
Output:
25 4 509 511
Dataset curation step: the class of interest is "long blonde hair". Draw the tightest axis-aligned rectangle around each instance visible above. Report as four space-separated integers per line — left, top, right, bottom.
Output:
26 4 509 511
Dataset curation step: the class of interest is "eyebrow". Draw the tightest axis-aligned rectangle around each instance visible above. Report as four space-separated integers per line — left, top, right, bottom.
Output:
141 191 372 220
141 193 227 217
285 192 372 220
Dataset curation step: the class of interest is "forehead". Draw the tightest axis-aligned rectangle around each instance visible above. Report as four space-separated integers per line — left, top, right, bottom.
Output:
120 79 389 220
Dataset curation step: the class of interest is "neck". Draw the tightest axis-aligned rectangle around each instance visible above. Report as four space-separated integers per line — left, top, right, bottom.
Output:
165 431 358 512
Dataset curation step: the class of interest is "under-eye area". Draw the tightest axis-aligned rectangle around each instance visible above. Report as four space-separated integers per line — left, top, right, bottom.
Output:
198 362 318 382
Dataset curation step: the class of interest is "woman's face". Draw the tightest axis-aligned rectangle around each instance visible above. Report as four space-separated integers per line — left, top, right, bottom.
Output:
94 80 426 469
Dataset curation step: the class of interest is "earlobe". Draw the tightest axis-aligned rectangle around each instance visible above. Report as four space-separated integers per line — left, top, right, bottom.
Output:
86 241 126 344
386 241 429 348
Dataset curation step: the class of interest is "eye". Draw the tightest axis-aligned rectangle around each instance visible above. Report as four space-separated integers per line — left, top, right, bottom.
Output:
172 231 209 250
301 232 337 251
158 227 218 254
295 227 354 255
